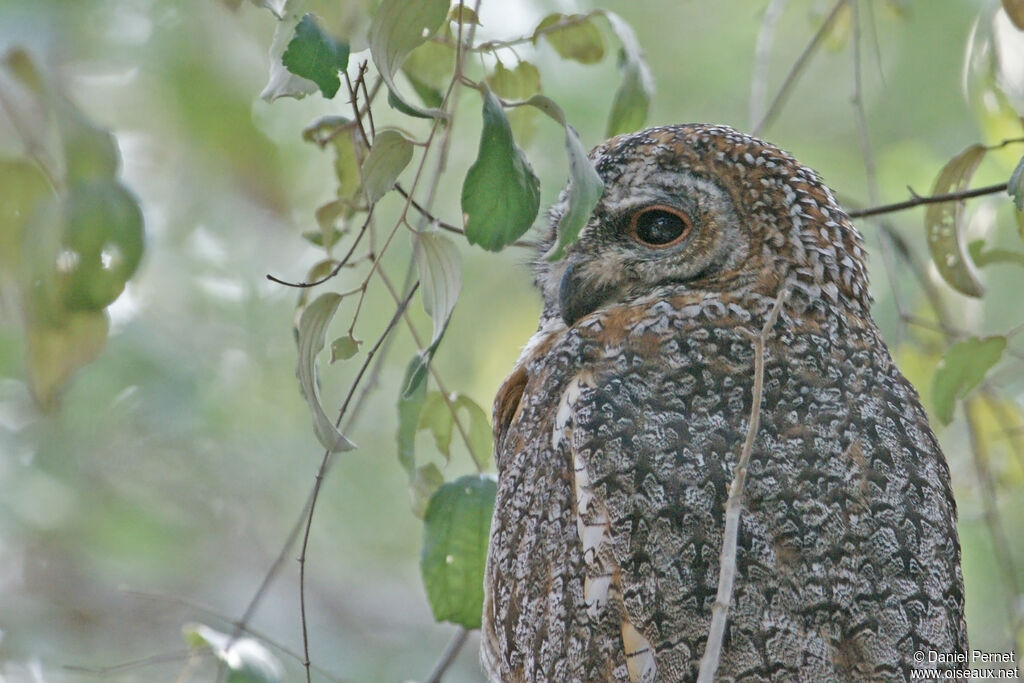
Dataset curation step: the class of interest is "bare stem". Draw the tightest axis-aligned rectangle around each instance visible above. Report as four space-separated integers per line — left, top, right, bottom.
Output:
846 182 1009 219
696 286 789 683
423 627 469 683
749 0 790 130
752 0 848 136
963 399 1023 651
298 282 420 682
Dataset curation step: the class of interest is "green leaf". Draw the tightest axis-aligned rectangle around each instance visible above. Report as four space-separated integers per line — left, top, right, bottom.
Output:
410 463 445 519
925 144 986 297
397 353 429 474
523 95 605 260
415 229 462 344
361 129 414 203
932 335 1006 425
330 334 359 362
461 88 541 251
486 61 542 144
601 11 654 137
0 159 53 274
967 239 1024 268
260 0 320 101
403 37 456 109
368 0 449 118
281 13 350 99
452 394 494 471
420 391 454 458
27 310 108 412
56 99 120 183
59 181 145 312
1008 155 1024 211
183 623 285 683
420 474 497 628
448 5 481 25
533 13 605 64
296 292 356 452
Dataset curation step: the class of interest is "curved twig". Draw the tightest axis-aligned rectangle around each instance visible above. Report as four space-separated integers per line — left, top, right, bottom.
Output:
697 286 789 683
298 282 420 681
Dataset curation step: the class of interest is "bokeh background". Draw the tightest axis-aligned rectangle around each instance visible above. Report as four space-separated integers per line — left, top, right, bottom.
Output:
0 0 1022 680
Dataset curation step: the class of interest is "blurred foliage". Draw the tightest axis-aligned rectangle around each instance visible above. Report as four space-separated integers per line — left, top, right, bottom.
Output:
0 0 1023 681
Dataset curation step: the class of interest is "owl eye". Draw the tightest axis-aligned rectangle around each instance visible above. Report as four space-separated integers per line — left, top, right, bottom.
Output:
629 206 692 248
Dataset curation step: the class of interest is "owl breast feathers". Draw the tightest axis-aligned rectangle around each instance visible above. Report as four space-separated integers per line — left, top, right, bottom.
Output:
482 124 967 682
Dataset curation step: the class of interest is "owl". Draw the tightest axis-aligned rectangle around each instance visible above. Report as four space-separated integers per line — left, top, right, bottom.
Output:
481 124 967 682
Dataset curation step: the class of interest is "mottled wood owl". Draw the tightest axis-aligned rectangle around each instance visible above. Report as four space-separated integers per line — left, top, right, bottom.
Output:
482 124 967 682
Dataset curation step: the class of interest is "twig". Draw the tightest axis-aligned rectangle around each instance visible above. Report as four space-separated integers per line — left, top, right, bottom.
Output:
394 183 538 249
122 589 350 682
696 286 789 683
846 182 1009 219
963 399 1023 651
267 209 375 288
848 0 907 347
474 12 601 52
752 0 848 136
423 627 469 683
299 282 421 682
64 650 192 676
749 0 790 130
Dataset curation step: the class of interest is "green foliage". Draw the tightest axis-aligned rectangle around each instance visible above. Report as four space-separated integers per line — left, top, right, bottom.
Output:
925 144 987 297
461 88 541 251
415 229 462 344
0 48 145 410
295 292 356 452
1009 155 1024 211
329 334 360 362
397 353 429 474
523 95 606 261
281 13 350 98
534 13 606 64
420 474 497 629
602 11 654 137
932 336 1006 425
360 129 414 203
368 0 450 118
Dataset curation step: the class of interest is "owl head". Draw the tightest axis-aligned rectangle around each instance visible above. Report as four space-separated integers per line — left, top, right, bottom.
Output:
538 124 870 326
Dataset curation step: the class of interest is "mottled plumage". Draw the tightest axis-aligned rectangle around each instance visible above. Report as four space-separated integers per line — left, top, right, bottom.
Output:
482 124 966 681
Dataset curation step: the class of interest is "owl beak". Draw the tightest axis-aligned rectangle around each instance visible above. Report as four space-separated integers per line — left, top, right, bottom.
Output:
558 260 617 326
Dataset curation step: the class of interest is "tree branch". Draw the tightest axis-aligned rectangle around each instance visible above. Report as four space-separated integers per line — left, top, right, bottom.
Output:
298 282 420 682
423 627 469 683
697 286 789 683
846 182 1009 219
752 0 848 136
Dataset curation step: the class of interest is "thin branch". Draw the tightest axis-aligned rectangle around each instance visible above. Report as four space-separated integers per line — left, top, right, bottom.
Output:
394 183 538 249
749 0 790 130
64 650 192 677
299 281 421 682
122 590 350 682
752 0 848 136
423 627 469 683
697 286 789 683
846 182 1009 219
474 12 601 52
849 0 909 346
963 398 1023 650
267 209 375 288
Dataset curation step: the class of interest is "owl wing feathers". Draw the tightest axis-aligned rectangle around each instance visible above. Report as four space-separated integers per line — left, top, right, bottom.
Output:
563 298 966 681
